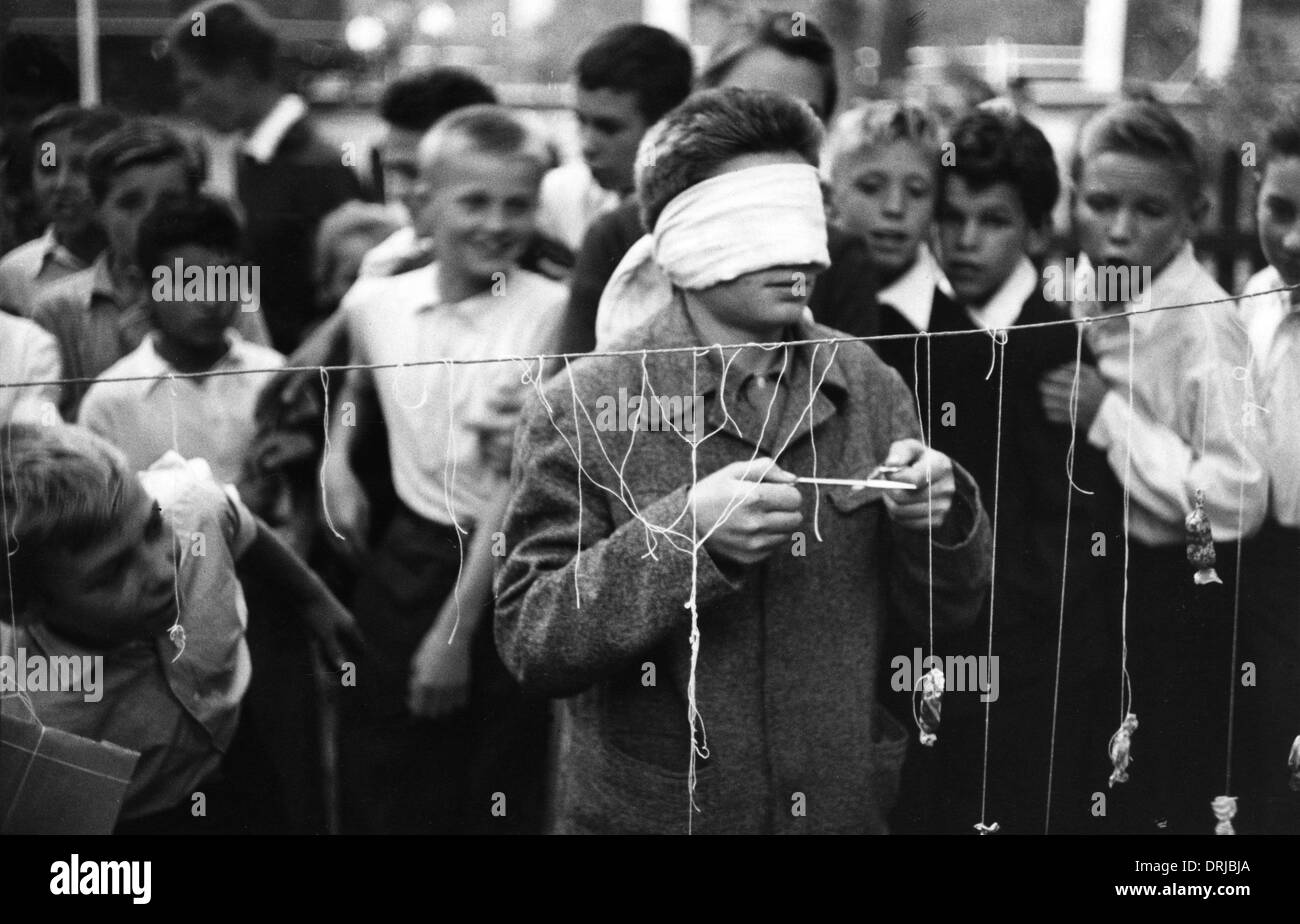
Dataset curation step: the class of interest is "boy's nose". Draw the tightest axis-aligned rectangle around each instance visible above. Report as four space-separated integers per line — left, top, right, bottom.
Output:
882 184 905 216
957 220 980 250
1108 209 1135 242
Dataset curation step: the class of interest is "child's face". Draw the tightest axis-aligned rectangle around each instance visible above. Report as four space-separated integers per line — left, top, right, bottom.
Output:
1257 155 1300 288
98 159 191 266
149 243 240 351
936 177 1040 306
415 153 540 285
173 53 247 134
32 129 97 240
829 140 935 277
1073 151 1198 278
686 151 822 338
575 87 649 195
35 478 178 649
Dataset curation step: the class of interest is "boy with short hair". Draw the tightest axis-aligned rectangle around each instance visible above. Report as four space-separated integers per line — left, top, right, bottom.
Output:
496 88 992 834
896 107 1123 834
1237 96 1300 833
1047 100 1266 833
0 105 124 316
31 120 271 419
825 100 948 354
166 0 365 351
77 193 284 484
0 423 359 833
324 104 567 834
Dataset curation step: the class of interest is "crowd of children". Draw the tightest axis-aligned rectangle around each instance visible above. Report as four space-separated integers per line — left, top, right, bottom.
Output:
1 0 1297 836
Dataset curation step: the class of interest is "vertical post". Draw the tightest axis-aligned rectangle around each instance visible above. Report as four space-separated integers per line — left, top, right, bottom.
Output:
76 0 101 106
1081 0 1127 95
642 0 690 41
1198 0 1241 82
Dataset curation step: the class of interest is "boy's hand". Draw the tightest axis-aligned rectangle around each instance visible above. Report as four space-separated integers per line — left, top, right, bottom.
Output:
302 590 366 676
408 612 472 720
689 457 803 566
881 439 956 530
1040 363 1108 430
321 454 370 560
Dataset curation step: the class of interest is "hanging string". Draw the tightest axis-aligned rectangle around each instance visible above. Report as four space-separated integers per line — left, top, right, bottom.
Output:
1045 321 1089 833
976 328 1008 834
164 373 185 661
440 360 469 643
318 367 345 542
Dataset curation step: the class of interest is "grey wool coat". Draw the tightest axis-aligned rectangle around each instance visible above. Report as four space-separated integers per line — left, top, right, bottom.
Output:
495 298 993 834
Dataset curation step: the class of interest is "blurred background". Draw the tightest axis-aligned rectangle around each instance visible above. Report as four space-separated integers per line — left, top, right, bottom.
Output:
3 0 1299 285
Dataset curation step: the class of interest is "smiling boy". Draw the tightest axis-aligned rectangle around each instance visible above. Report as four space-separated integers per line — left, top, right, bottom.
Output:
324 104 565 834
496 89 992 834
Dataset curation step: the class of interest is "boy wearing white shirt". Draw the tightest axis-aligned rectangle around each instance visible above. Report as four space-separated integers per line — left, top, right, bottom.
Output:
324 105 565 834
1047 101 1266 834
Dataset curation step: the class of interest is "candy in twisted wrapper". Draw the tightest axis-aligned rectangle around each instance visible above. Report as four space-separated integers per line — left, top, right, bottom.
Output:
1108 712 1139 787
1289 735 1300 792
916 666 945 747
1211 795 1237 835
1184 489 1222 585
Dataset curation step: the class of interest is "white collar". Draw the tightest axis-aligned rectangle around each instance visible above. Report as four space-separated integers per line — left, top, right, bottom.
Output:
137 331 243 394
877 243 946 332
1069 242 1204 332
965 257 1038 330
242 94 307 164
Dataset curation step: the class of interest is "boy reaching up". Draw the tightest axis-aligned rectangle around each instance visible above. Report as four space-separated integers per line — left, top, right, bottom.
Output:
0 424 360 833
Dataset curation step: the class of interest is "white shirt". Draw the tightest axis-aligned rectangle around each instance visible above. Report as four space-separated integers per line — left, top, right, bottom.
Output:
0 226 90 316
343 262 568 528
243 94 308 164
1072 244 1266 545
536 161 620 252
0 310 61 424
1240 265 1300 526
877 243 948 332
77 332 285 483
965 256 1038 330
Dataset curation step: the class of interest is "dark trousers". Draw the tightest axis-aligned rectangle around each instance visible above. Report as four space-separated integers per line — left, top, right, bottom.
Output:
337 502 549 834
1101 542 1246 834
1237 521 1300 834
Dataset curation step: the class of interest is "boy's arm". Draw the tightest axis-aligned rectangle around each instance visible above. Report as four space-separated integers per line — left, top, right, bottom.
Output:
235 514 363 673
1087 343 1267 541
321 354 380 558
494 390 743 699
408 480 510 718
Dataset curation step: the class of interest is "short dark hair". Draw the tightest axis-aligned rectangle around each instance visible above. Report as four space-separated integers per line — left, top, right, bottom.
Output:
29 105 125 156
1261 95 1300 172
380 67 498 133
700 10 838 120
1072 100 1203 200
945 108 1060 228
136 193 244 273
636 87 823 231
85 120 203 205
166 0 278 82
575 24 694 125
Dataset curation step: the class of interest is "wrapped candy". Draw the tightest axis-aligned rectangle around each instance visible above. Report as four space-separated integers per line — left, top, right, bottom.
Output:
1185 489 1222 585
1108 712 1139 788
1289 736 1300 792
915 667 945 747
1211 795 1237 835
